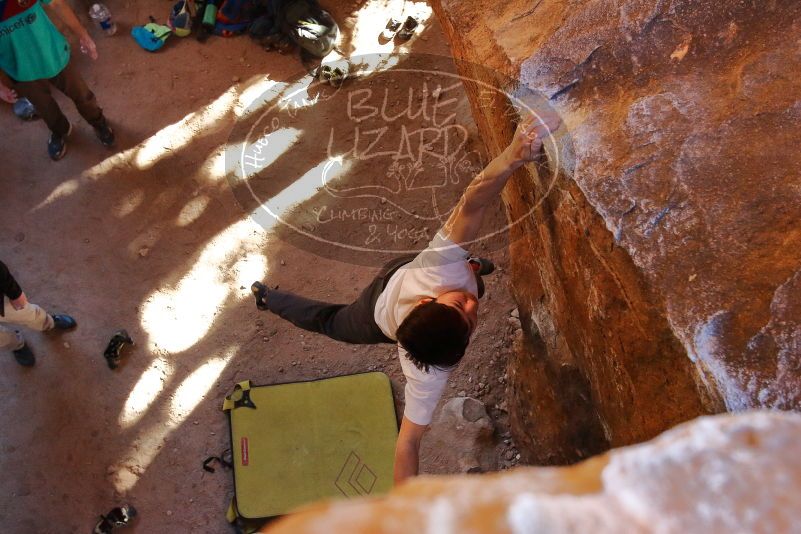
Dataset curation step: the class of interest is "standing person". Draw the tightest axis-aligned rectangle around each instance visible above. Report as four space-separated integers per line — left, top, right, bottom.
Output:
1 260 76 366
252 112 561 483
0 0 114 160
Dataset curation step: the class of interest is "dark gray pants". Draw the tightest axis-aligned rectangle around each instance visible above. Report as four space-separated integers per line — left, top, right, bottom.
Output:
265 256 486 345
265 256 416 345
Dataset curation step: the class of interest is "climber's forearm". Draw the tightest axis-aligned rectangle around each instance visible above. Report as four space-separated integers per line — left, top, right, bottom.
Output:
441 149 520 245
394 417 426 485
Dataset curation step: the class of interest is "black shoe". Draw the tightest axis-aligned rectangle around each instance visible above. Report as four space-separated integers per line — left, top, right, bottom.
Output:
95 120 115 147
47 122 72 161
51 314 77 330
12 343 35 366
251 281 269 310
469 257 495 276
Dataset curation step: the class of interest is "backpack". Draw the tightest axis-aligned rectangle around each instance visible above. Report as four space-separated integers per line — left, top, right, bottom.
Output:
168 0 193 37
131 23 172 52
215 0 258 36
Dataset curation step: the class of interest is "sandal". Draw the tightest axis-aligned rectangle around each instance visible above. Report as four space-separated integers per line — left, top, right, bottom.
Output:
396 16 419 41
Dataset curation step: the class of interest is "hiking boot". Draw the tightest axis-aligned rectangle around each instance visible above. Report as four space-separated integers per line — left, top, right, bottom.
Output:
47 122 72 161
469 257 495 276
251 281 270 310
51 314 77 330
12 343 35 366
95 120 115 147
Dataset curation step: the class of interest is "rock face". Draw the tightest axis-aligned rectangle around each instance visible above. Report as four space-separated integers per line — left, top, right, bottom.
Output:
263 412 801 533
419 397 496 474
428 0 801 462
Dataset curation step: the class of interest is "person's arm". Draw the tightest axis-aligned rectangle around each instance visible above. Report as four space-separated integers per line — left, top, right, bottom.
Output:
393 416 427 485
0 70 17 103
442 112 562 246
46 0 98 60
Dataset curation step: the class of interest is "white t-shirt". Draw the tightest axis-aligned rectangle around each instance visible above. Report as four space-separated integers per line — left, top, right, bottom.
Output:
374 232 478 425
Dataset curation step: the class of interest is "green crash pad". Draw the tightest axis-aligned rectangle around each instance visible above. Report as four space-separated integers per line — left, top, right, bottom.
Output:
224 372 398 519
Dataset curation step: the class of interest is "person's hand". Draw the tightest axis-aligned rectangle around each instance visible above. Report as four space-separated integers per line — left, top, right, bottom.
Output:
503 110 563 169
0 84 17 104
79 33 98 60
10 292 28 311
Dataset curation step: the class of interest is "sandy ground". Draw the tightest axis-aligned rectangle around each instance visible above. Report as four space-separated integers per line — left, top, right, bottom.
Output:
0 1 520 531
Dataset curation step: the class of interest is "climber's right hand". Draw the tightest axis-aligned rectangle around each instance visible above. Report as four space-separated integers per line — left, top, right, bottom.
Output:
503 110 562 168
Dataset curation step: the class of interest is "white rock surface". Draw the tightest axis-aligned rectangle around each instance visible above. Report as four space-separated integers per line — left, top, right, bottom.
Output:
264 412 801 534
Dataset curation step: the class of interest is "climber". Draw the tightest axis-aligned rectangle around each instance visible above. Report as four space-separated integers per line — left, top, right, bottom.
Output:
252 110 561 483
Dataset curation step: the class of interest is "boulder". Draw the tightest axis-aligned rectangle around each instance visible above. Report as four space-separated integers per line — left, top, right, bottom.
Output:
427 0 801 462
263 412 801 533
419 397 496 474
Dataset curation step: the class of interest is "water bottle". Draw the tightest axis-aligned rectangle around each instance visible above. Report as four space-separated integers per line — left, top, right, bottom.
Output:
89 3 117 36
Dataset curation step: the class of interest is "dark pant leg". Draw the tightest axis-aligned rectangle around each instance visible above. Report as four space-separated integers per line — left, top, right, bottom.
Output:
50 60 105 128
264 255 417 345
266 277 393 344
13 78 70 136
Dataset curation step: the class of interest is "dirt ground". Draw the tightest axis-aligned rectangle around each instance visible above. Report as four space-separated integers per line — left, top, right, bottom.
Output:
0 1 521 531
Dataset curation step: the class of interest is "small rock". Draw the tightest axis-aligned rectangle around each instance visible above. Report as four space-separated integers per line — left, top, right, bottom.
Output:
511 308 519 319
280 259 286 266
458 390 466 397
63 342 70 349
515 453 521 460
166 510 173 516
291 361 298 366
504 450 515 460
278 367 284 372
232 76 240 83
138 246 150 257
193 421 199 426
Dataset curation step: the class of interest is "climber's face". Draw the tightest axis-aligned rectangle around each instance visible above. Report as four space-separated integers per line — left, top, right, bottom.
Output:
432 290 479 335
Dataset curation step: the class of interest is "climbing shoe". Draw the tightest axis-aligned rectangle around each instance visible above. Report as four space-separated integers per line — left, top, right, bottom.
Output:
397 16 419 41
104 330 134 369
469 257 495 276
12 343 35 367
51 314 77 330
93 504 137 534
251 281 269 310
